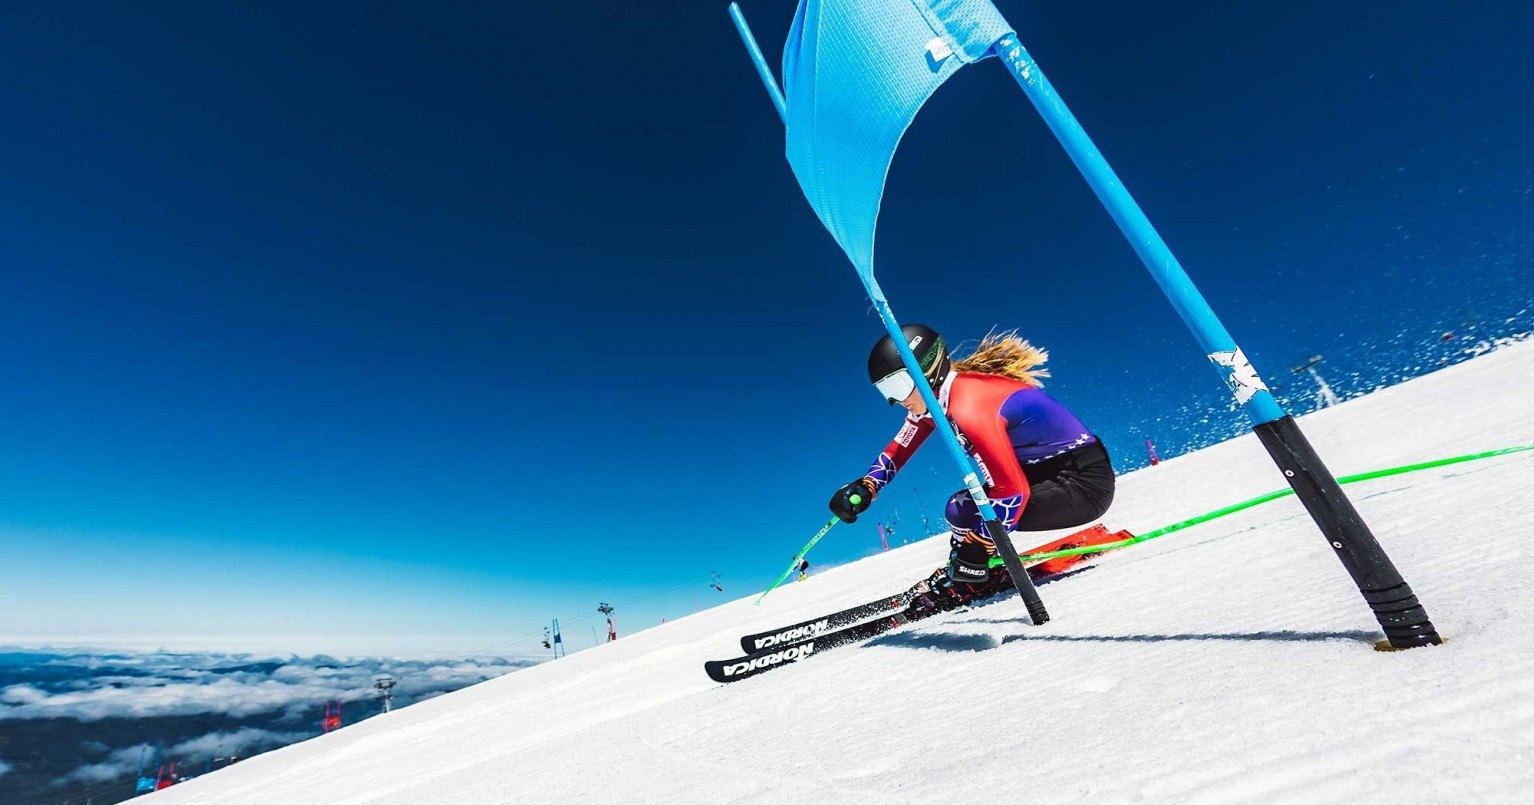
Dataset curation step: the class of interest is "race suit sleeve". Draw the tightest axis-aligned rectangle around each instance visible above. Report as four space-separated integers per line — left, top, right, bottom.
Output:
862 414 935 494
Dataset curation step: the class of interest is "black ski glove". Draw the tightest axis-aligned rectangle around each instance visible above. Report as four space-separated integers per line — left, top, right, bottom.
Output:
828 479 875 524
947 540 991 584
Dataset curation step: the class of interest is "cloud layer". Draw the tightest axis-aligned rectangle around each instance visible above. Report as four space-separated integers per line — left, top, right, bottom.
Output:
60 728 314 785
0 650 536 722
0 647 536 797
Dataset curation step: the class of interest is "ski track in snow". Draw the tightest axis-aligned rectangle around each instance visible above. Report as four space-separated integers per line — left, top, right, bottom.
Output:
148 342 1534 804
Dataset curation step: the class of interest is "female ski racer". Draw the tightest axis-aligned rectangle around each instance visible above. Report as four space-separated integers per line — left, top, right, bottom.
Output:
828 324 1116 618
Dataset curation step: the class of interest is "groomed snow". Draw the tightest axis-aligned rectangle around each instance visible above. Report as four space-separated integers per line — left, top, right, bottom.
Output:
149 341 1534 804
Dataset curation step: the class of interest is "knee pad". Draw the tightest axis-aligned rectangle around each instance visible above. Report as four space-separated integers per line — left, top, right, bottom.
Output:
945 490 985 544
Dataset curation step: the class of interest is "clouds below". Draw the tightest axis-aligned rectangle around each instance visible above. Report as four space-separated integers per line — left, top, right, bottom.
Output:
5 676 355 721
60 729 313 785
0 647 538 799
0 650 536 722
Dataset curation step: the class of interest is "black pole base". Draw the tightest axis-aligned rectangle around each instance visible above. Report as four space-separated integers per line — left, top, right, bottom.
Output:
1363 582 1443 648
1375 636 1448 653
1253 416 1442 649
985 519 1049 625
1022 595 1051 626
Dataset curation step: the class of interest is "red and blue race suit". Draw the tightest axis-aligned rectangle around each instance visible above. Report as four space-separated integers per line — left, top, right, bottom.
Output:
862 372 1097 551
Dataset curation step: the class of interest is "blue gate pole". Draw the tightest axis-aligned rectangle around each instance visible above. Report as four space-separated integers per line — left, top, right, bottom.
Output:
991 36 1439 648
728 3 786 123
726 3 1047 624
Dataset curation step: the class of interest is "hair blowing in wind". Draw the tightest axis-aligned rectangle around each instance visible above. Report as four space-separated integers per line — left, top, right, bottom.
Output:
952 330 1050 388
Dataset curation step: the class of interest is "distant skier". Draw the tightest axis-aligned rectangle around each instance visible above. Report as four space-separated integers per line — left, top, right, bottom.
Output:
796 558 810 582
828 324 1115 619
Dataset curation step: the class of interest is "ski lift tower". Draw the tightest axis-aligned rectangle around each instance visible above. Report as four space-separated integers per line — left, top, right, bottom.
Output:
597 602 618 642
1292 355 1340 409
373 675 397 714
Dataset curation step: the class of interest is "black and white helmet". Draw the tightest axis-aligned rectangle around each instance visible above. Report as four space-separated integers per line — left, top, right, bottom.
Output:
867 323 951 404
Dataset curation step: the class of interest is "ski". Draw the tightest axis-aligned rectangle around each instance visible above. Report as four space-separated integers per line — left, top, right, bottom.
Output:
734 527 1122 655
738 593 912 654
713 525 1134 682
707 613 910 684
706 560 1113 684
1014 524 1134 577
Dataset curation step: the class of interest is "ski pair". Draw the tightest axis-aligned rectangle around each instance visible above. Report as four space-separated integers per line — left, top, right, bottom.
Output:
705 611 910 683
707 523 1129 683
733 523 1124 656
708 570 1005 685
705 576 1027 685
736 593 911 654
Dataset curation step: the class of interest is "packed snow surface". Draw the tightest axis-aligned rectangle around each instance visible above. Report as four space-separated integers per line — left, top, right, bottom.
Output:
150 342 1534 803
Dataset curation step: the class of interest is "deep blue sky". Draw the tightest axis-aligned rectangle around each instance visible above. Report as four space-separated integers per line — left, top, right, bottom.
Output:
2 1 1530 655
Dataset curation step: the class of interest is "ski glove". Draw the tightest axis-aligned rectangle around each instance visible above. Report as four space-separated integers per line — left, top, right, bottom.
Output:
828 479 875 524
948 540 991 584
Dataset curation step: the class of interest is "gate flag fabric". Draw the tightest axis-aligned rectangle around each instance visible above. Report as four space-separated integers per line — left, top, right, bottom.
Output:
781 0 1012 291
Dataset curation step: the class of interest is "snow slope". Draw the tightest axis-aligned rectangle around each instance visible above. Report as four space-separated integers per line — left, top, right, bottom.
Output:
149 342 1534 804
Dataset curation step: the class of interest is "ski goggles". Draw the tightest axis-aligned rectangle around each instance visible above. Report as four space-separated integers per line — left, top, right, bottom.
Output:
873 369 916 405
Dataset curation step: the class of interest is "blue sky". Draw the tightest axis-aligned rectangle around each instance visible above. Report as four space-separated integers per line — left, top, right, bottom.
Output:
2 1 1530 655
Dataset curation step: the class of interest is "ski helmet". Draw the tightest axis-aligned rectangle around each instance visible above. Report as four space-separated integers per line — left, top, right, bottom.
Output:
867 323 951 404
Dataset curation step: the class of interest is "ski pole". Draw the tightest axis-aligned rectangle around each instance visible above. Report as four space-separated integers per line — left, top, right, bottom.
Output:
991 444 1534 568
757 512 845 604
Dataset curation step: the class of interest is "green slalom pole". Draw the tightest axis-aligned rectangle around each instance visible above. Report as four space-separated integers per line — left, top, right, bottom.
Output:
757 503 855 604
992 445 1534 568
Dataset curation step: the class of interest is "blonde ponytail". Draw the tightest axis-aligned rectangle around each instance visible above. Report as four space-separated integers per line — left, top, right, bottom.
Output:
952 329 1049 388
